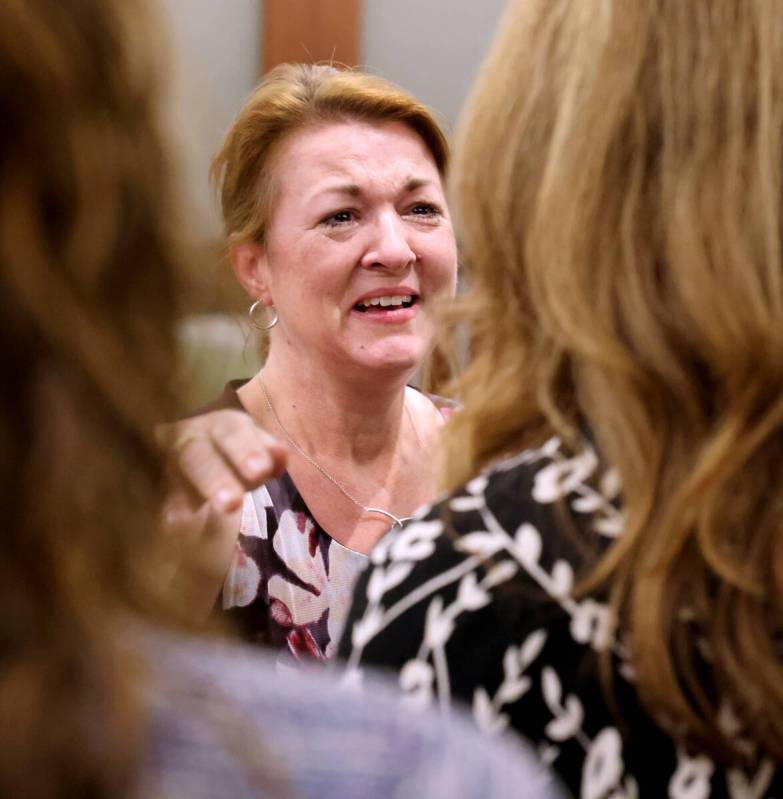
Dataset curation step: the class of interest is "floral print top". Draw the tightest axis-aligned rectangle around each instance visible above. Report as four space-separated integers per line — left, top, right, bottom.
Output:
214 381 457 665
221 470 368 663
339 436 782 799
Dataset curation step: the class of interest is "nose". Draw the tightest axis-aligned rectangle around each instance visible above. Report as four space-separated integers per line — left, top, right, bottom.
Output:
360 211 416 272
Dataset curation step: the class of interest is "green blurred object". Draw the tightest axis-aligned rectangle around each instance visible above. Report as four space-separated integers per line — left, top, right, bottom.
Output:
177 314 263 410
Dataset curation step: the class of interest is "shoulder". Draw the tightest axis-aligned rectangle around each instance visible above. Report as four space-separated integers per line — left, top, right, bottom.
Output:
138 629 564 799
423 388 461 419
339 435 623 728
407 385 460 428
349 435 621 621
436 434 623 559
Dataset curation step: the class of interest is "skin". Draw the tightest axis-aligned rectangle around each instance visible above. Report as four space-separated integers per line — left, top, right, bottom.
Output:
234 119 457 384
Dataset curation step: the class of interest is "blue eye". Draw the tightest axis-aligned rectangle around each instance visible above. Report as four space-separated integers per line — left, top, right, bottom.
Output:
322 209 355 226
409 203 440 217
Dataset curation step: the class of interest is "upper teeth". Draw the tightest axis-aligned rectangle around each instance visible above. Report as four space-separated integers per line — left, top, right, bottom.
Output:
358 294 412 308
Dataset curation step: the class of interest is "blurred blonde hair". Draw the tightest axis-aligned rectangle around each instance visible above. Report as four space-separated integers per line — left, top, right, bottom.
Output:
446 0 783 762
211 62 449 247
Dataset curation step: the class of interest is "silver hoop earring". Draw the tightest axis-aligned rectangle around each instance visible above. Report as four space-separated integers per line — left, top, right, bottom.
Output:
249 299 278 330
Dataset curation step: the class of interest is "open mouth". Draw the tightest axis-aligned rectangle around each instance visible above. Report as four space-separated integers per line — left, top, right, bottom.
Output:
353 294 418 313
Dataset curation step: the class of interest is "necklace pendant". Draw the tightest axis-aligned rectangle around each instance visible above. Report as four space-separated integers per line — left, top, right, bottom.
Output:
258 377 414 532
365 507 412 529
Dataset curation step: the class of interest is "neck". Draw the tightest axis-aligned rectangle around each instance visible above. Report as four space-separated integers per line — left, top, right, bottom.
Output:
240 349 416 464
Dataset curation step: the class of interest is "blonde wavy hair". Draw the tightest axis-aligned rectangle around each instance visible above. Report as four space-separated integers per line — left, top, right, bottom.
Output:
446 0 783 762
211 62 449 247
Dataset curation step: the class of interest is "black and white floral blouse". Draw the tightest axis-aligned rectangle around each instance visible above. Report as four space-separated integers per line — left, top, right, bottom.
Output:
339 437 781 798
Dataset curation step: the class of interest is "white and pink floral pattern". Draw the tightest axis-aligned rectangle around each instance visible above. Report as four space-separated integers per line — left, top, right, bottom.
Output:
221 474 367 662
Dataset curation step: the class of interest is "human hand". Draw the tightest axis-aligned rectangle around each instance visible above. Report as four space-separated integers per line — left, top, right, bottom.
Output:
158 408 287 516
156 409 287 615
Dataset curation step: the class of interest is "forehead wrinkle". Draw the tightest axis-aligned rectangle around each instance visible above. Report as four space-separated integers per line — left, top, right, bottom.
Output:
308 175 438 205
313 183 362 200
273 129 443 210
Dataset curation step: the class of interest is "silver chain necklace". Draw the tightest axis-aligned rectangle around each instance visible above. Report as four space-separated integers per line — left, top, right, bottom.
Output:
258 376 417 529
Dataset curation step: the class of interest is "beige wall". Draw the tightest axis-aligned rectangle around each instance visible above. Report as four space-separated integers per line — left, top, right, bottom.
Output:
157 0 261 240
156 0 507 237
362 0 508 135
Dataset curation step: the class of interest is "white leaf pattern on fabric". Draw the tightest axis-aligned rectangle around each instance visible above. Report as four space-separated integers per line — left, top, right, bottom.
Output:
424 595 455 649
728 759 774 799
542 666 563 708
351 605 384 649
520 630 548 666
369 533 394 565
497 675 532 705
593 513 625 538
570 599 614 651
532 450 599 503
503 647 521 681
545 695 584 741
572 493 605 513
550 560 574 598
600 468 621 500
449 495 485 513
493 439 557 473
514 523 543 566
399 659 435 712
466 474 489 495
473 686 510 735
669 749 713 799
456 572 491 611
540 743 561 767
581 728 624 799
455 531 506 557
366 562 414 604
389 520 443 561
541 666 585 743
493 632 548 709
366 566 387 605
483 559 519 588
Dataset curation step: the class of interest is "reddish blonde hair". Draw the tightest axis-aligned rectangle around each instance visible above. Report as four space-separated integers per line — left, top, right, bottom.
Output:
211 63 449 247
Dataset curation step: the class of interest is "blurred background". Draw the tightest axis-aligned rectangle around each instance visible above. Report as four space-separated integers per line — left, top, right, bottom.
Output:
158 0 506 407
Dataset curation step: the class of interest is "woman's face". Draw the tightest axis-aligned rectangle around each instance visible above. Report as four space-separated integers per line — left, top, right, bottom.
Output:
252 119 458 378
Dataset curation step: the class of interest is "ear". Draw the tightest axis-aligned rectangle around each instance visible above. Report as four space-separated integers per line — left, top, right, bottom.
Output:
230 241 273 305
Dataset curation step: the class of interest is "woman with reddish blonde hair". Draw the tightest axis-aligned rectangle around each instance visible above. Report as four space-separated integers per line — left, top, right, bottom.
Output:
168 63 459 662
342 0 783 794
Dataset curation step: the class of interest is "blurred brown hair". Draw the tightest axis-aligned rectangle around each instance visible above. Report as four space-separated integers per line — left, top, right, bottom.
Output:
0 0 183 795
446 0 783 762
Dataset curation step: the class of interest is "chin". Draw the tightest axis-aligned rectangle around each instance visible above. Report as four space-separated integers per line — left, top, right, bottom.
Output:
349 340 428 377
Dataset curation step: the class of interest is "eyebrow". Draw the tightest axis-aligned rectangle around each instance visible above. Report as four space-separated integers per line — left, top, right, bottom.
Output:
312 177 436 201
